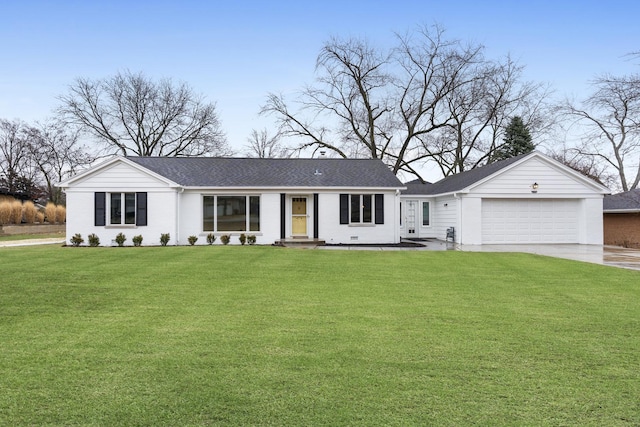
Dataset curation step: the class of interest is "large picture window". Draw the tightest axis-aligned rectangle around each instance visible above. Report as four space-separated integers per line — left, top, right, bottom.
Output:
203 195 260 232
339 194 384 225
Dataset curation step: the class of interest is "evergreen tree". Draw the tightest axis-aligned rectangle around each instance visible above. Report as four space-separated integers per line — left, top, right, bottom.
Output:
493 116 535 161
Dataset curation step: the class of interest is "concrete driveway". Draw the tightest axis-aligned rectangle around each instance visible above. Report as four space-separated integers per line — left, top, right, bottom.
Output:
460 243 640 271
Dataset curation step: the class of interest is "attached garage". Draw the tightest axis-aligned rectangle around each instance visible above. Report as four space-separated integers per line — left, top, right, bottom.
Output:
401 152 609 245
481 199 580 244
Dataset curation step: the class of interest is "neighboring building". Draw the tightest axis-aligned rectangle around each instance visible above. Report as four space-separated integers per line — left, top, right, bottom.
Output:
603 189 640 248
400 152 609 245
57 157 405 246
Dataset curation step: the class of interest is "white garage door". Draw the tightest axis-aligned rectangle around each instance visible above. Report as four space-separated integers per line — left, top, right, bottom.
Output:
482 199 580 244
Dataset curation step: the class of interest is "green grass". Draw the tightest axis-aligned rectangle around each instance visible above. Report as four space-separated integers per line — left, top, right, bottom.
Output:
1 246 639 426
0 232 65 242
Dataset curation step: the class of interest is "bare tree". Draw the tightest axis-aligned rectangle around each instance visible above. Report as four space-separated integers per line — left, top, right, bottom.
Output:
261 25 550 180
244 128 289 158
562 74 640 191
0 119 35 194
58 71 229 157
428 56 553 176
27 120 95 204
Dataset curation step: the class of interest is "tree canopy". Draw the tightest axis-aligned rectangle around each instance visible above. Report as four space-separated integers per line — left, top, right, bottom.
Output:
58 71 229 157
492 116 535 161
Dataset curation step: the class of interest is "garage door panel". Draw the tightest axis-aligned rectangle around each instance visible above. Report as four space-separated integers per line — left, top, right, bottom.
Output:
482 199 579 244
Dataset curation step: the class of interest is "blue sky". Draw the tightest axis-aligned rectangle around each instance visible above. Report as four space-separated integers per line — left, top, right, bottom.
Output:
1 0 638 155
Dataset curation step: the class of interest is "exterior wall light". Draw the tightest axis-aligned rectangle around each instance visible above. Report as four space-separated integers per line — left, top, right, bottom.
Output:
531 182 539 193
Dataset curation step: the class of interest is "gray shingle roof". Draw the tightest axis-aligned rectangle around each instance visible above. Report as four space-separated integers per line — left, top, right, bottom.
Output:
604 189 640 211
126 157 404 188
402 154 526 195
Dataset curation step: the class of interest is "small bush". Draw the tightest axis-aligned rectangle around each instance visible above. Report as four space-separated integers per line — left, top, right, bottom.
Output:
188 235 198 246
70 233 84 247
239 233 247 245
115 232 126 247
88 233 100 247
36 211 45 223
132 235 143 247
10 200 22 224
247 234 257 245
220 234 231 245
0 201 11 224
23 201 36 224
45 202 57 224
56 205 66 223
160 233 170 246
206 233 216 245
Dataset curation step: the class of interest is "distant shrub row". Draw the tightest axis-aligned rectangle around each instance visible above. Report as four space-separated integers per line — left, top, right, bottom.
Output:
0 199 65 225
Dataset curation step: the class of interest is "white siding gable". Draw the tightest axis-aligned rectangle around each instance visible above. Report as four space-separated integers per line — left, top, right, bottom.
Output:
470 156 604 196
68 161 174 190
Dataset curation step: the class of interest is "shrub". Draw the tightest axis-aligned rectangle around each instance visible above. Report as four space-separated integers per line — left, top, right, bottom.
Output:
23 201 36 224
56 205 66 223
70 233 84 247
160 233 170 246
35 211 45 224
247 234 257 245
220 234 231 245
45 202 57 224
239 233 247 245
206 233 216 245
0 201 11 225
132 235 143 247
10 200 22 224
88 233 100 247
188 235 198 246
115 232 126 247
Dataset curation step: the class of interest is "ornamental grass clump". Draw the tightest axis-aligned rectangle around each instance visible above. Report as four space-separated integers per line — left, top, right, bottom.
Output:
10 200 22 224
0 201 12 224
22 201 37 224
36 211 45 223
44 202 57 224
56 205 66 223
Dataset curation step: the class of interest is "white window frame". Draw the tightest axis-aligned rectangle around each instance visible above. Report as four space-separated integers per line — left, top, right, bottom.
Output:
108 192 136 226
202 195 261 233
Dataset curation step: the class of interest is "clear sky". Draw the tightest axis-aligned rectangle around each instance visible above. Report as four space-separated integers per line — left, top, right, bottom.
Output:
1 0 638 156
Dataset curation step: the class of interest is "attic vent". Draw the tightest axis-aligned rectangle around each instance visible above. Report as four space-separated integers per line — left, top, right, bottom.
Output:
314 169 322 176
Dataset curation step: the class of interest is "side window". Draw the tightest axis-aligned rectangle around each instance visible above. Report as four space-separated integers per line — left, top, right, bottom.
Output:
422 201 430 226
95 192 146 226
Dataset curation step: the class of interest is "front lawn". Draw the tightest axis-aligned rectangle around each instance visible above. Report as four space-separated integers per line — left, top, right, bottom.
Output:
1 246 638 425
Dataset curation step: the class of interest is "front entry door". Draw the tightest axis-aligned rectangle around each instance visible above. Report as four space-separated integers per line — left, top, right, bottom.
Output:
292 197 307 236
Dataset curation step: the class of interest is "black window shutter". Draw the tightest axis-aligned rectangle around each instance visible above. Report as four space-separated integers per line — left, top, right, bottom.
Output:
374 194 384 224
136 192 147 226
313 193 319 238
339 194 349 224
95 192 106 226
280 193 286 239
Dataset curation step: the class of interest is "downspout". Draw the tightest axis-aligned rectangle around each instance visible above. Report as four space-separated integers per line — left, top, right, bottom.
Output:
454 192 461 245
175 187 184 245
